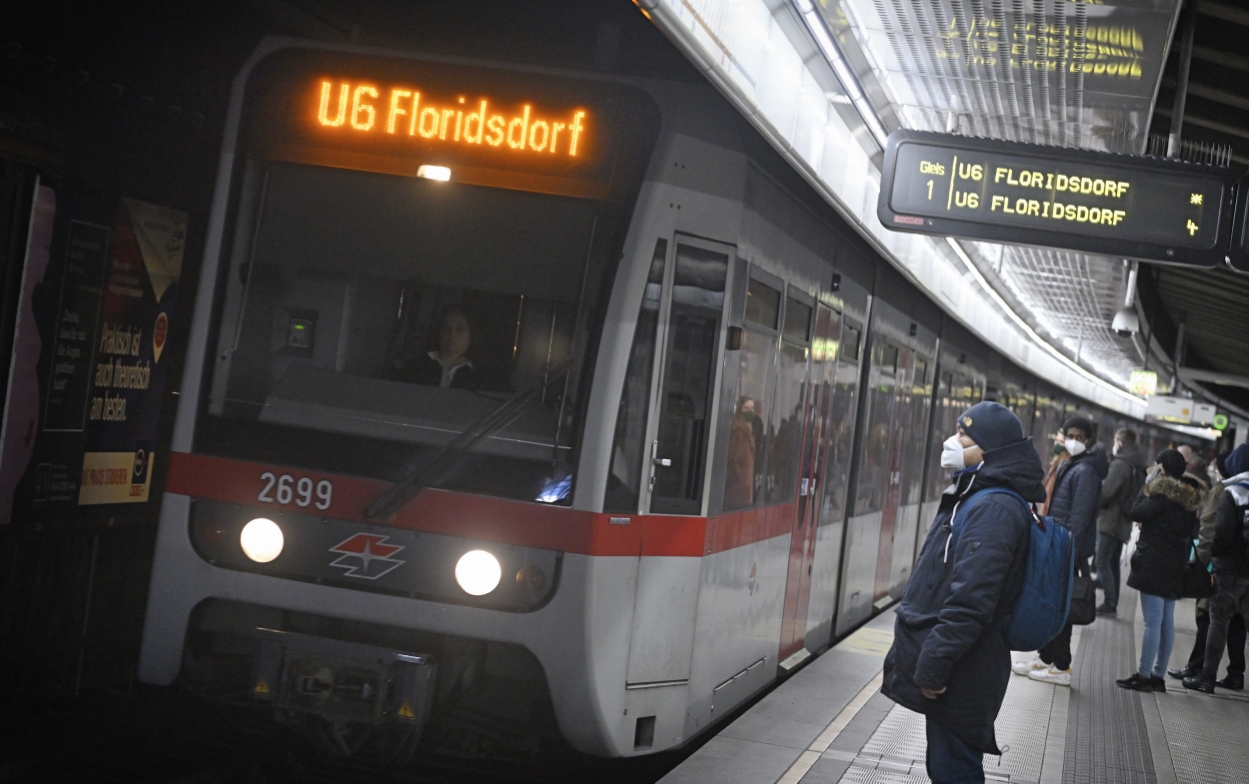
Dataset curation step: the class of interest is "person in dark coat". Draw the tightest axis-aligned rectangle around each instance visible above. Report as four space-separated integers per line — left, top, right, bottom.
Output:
882 401 1045 784
1184 443 1249 694
1029 415 1107 686
1115 450 1203 692
1169 449 1246 688
1094 428 1146 616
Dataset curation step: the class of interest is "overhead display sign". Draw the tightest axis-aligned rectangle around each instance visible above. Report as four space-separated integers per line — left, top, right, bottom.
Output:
878 131 1235 266
1146 395 1217 425
1128 370 1157 397
1226 171 1249 272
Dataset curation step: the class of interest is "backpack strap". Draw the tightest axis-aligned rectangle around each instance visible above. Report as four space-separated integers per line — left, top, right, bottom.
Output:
948 487 1032 556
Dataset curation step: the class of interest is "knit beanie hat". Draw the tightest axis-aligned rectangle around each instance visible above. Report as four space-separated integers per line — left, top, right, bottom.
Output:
1226 444 1249 478
1061 416 1094 440
1157 449 1186 479
957 401 1024 452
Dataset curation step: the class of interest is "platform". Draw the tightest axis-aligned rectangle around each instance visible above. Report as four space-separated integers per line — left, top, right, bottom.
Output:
662 582 1249 784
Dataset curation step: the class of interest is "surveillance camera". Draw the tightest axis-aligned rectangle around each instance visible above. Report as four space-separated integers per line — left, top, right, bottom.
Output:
1112 307 1139 337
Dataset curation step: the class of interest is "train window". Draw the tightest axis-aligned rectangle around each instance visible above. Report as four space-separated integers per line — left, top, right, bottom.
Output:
853 339 898 516
745 277 781 329
767 342 809 503
900 354 931 507
818 318 860 524
879 343 899 373
649 243 728 514
924 371 956 503
199 160 611 503
782 297 812 343
604 239 667 513
841 325 861 362
723 328 776 510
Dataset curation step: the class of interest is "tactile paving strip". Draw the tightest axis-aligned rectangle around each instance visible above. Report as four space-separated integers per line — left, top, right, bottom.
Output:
829 673 1053 783
1062 590 1157 784
1152 688 1249 783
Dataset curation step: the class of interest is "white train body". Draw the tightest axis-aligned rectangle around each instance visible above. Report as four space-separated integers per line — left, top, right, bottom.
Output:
138 38 1146 758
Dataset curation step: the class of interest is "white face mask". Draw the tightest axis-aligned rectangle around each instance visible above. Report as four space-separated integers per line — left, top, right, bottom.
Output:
1112 443 1120 456
941 435 969 469
1066 439 1086 457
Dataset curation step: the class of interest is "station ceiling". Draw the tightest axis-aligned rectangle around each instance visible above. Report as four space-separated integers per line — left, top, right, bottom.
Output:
822 0 1249 414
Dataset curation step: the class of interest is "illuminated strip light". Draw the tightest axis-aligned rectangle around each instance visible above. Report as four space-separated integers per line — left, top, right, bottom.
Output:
793 0 888 148
944 237 1145 407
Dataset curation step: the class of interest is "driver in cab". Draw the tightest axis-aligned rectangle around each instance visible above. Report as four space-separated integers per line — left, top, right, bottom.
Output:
400 305 485 390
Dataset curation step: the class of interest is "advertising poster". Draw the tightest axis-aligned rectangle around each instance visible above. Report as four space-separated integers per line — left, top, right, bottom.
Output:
2 192 186 524
0 184 57 519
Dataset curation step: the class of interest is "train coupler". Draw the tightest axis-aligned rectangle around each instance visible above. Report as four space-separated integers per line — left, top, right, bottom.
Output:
250 627 436 730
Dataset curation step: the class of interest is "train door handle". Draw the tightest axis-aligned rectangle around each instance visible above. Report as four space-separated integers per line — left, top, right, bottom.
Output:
653 458 672 467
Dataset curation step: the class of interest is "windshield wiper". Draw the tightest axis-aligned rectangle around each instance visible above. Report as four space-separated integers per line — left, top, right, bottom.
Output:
364 368 569 520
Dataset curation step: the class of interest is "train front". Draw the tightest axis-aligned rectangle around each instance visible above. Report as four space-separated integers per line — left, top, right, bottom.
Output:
137 41 659 758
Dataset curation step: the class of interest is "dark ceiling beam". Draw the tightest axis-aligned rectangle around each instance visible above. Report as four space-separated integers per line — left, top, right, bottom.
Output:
1192 44 1249 72
1154 106 1249 143
1162 77 1249 112
1197 0 1249 28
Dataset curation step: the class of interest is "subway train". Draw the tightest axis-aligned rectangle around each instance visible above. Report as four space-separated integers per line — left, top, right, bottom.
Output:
137 38 1193 759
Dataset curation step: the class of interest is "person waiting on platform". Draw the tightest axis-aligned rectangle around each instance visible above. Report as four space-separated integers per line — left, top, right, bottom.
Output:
399 304 486 390
1040 433 1069 516
1022 416 1106 687
1115 450 1203 692
1170 449 1246 689
882 402 1045 784
1094 428 1146 618
1184 443 1249 694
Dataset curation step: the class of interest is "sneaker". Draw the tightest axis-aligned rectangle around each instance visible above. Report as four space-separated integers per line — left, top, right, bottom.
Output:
1116 673 1152 691
1150 676 1167 693
1095 603 1117 617
1029 665 1072 687
1182 674 1216 694
1012 656 1046 677
1217 674 1244 691
1167 666 1197 680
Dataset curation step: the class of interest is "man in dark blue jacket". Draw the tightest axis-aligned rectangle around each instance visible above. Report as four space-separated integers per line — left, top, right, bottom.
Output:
883 402 1046 784
1027 416 1107 686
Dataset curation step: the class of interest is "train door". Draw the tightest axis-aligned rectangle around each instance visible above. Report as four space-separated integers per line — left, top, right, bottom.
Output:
779 302 834 664
624 236 731 689
779 290 819 664
645 237 732 514
871 342 905 603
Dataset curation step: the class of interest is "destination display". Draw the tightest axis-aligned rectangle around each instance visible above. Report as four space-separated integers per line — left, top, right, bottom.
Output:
878 131 1235 266
242 48 659 201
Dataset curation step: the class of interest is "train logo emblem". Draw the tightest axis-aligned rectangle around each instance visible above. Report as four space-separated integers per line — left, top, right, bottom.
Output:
328 533 405 579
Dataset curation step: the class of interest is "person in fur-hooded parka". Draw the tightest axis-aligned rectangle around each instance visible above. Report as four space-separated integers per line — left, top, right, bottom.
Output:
1128 457 1205 599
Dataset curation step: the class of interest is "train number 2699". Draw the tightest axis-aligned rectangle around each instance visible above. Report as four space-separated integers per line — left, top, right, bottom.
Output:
257 471 332 510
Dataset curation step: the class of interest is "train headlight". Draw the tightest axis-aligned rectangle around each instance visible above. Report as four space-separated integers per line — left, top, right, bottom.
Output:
455 550 501 596
240 518 284 563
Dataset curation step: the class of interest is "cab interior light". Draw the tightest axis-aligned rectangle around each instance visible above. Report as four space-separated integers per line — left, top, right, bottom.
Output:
417 164 451 181
455 549 502 596
240 517 284 563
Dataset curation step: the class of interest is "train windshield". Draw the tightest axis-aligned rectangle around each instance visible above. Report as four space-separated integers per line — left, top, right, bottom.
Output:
197 160 611 504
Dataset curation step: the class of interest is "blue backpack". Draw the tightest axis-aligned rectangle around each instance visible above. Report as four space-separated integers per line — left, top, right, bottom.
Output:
951 487 1074 651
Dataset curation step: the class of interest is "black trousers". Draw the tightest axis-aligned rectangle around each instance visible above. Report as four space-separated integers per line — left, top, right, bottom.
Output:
1038 621 1075 671
1187 608 1245 675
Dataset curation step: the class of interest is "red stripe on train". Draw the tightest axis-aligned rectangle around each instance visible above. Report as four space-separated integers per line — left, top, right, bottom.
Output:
165 452 793 557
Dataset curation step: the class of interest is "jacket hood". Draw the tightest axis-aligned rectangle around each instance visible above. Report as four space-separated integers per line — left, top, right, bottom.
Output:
978 437 1047 503
1226 444 1249 478
1113 441 1147 470
1144 475 1204 511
